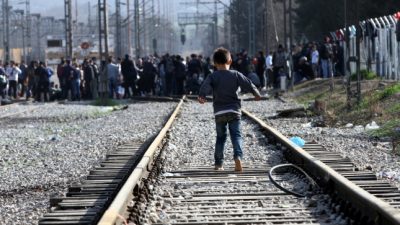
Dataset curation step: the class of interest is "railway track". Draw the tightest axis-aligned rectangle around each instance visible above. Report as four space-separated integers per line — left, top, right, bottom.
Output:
38 98 184 225
38 98 400 225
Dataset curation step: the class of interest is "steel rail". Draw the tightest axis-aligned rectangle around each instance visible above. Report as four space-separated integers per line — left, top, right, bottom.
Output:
242 108 400 225
98 97 185 225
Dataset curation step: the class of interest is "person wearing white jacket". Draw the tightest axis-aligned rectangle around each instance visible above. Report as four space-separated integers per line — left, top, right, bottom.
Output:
7 61 22 99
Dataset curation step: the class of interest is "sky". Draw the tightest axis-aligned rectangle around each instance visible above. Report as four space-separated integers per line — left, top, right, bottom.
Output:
11 0 230 22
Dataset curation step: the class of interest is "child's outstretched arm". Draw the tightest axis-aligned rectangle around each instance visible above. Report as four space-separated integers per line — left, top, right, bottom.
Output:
198 75 213 104
237 72 261 100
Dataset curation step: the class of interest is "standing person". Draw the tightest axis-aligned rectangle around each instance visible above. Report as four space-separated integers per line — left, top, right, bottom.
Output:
7 61 21 99
141 57 157 95
273 45 287 89
334 41 344 76
35 62 50 102
238 50 250 77
57 58 65 99
311 44 319 78
98 60 109 99
203 57 213 80
82 59 94 99
292 45 303 84
4 62 11 96
0 62 7 100
187 54 202 78
90 58 99 99
256 51 266 89
174 55 186 95
106 57 120 99
71 63 81 101
120 54 138 98
320 36 334 78
62 60 75 100
18 61 28 97
265 51 274 89
158 56 167 96
164 54 175 96
198 47 261 172
26 61 36 100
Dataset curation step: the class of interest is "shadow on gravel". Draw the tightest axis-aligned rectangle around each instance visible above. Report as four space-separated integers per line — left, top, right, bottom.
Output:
0 116 92 126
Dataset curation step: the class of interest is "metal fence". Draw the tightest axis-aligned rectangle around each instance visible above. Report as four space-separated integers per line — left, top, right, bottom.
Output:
331 14 400 81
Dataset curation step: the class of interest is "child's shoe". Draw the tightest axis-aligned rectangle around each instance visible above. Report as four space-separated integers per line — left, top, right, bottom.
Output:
214 165 224 171
234 159 243 172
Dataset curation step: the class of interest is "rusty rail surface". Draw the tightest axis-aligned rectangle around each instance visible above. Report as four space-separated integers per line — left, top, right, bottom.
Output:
242 109 400 225
98 98 185 225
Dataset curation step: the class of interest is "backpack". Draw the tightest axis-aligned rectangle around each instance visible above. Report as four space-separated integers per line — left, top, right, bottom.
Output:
175 62 186 79
274 52 286 67
166 59 174 73
46 68 54 78
0 74 6 85
73 68 80 80
322 43 333 59
91 64 100 78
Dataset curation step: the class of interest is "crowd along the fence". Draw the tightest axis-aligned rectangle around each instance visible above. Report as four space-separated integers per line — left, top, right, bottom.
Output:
328 12 400 81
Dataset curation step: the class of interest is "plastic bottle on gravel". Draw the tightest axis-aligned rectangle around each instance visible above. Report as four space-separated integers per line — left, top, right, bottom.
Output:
290 137 306 147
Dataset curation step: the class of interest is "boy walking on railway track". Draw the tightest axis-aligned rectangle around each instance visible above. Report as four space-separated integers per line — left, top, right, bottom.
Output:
198 47 261 172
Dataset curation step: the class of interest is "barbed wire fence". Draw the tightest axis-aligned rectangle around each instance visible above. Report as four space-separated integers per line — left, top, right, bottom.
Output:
333 13 400 81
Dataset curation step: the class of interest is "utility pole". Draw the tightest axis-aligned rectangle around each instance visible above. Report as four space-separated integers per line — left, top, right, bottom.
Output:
64 0 73 58
229 0 238 51
98 1 102 60
151 0 156 53
2 0 10 62
115 0 122 57
30 14 41 60
223 6 229 48
344 0 352 110
134 0 140 57
98 0 109 102
264 0 268 52
127 0 132 56
142 0 147 56
88 2 91 31
21 13 26 63
98 0 109 60
156 0 161 52
25 0 31 61
288 0 292 48
214 0 218 47
355 0 361 105
283 0 287 48
15 10 26 63
248 0 256 56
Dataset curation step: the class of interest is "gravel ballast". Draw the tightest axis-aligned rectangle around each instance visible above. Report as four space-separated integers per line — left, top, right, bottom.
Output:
2 96 394 224
138 101 344 224
0 101 176 225
243 99 400 187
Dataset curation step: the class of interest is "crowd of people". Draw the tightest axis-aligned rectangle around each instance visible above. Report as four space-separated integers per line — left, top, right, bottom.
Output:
54 53 215 100
0 60 55 102
235 36 345 91
0 36 344 103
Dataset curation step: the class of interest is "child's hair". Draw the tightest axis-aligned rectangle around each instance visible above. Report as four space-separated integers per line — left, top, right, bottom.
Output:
213 47 231 65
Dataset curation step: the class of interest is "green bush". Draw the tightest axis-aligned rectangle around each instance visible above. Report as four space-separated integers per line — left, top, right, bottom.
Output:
91 98 120 107
351 70 377 81
379 83 400 99
369 119 400 138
